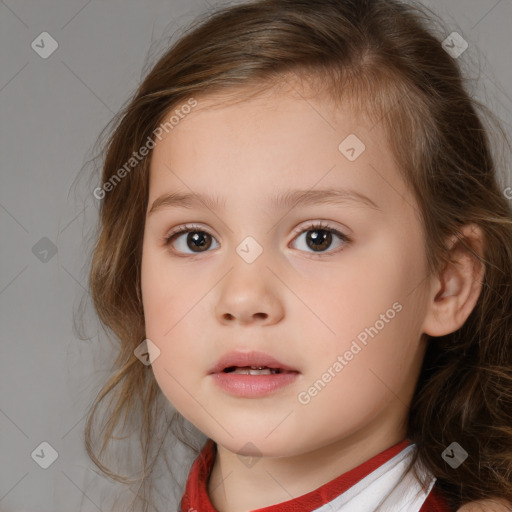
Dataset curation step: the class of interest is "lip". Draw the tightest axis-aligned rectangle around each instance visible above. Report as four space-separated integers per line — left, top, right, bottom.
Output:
209 350 298 374
209 350 300 398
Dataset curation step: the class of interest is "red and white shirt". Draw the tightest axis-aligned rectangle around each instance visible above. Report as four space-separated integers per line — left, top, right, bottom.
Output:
180 439 450 511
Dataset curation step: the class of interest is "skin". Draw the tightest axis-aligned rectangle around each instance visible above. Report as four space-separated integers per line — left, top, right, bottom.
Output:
141 80 492 512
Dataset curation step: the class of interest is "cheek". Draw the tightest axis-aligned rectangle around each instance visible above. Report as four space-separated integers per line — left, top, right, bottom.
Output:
308 266 413 350
141 248 191 330
299 253 425 412
143 289 209 425
141 249 209 331
142 280 205 362
294 319 422 449
141 254 198 380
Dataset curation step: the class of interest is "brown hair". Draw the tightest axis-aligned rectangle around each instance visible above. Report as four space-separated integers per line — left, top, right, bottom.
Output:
81 0 512 510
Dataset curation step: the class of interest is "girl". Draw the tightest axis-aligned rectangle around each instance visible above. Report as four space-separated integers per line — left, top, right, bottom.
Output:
83 0 512 510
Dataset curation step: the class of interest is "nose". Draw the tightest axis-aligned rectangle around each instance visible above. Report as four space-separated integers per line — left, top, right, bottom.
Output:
215 263 285 326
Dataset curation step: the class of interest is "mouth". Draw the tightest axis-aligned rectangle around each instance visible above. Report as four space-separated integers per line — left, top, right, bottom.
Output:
209 350 300 397
222 366 291 375
209 350 299 375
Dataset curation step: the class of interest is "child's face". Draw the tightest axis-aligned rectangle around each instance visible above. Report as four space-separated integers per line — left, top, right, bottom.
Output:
141 83 432 458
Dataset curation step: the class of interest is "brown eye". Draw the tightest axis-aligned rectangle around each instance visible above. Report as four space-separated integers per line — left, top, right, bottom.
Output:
163 222 350 257
165 225 219 255
290 222 350 255
308 229 332 251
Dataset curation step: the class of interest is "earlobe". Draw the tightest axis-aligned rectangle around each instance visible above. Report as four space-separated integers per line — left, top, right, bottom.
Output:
421 224 486 338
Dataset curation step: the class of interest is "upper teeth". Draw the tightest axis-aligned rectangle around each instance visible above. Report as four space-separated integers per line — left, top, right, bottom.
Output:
230 366 279 375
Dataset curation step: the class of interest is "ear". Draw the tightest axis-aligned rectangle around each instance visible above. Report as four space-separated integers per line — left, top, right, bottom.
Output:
421 224 486 337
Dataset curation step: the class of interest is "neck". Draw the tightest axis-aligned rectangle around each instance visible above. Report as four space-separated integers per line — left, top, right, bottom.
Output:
207 407 408 512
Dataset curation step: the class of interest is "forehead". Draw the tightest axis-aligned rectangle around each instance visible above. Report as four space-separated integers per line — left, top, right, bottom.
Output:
147 83 416 220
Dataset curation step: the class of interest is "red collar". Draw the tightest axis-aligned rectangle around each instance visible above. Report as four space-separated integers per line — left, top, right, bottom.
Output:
180 439 411 512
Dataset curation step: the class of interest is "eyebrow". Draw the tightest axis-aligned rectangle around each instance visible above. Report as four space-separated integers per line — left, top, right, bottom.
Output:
148 188 382 216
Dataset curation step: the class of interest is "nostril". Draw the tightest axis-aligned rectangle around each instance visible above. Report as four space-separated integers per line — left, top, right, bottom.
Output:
221 312 268 322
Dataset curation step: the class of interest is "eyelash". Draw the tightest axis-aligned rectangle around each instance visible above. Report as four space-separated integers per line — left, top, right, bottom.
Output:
162 222 351 258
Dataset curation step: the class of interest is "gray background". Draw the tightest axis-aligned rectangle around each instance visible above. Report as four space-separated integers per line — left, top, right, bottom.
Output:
1 1 511 511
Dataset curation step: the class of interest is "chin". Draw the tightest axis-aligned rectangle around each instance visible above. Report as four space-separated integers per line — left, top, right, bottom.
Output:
213 429 307 459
